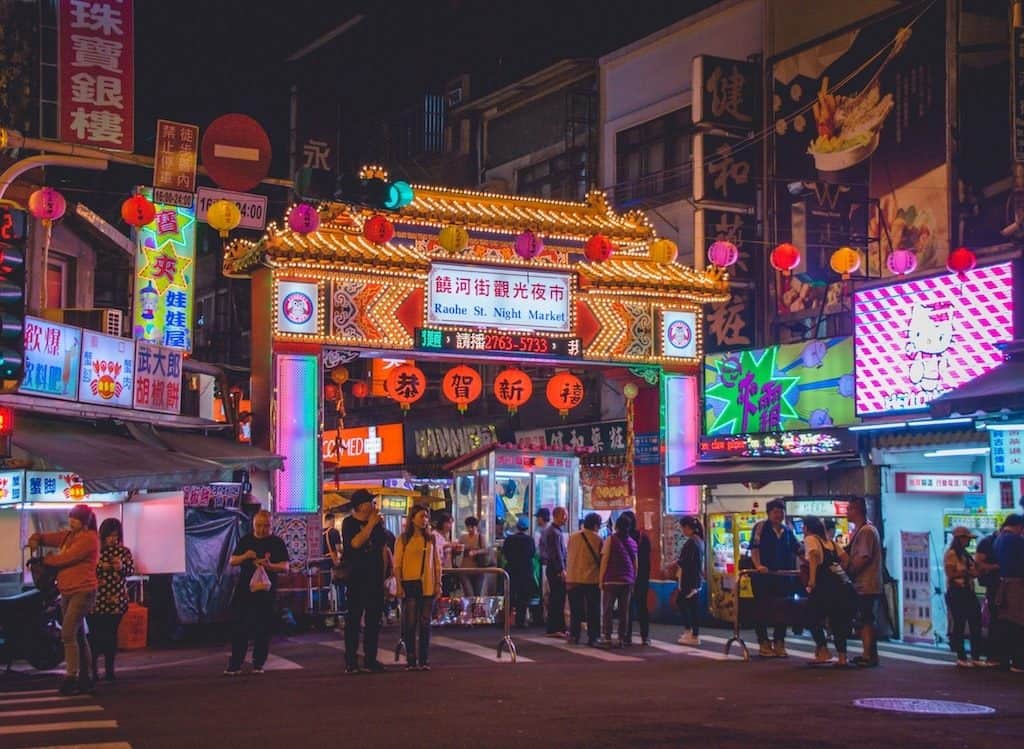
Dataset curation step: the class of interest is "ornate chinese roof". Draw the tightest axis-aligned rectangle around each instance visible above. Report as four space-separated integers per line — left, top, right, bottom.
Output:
223 187 729 303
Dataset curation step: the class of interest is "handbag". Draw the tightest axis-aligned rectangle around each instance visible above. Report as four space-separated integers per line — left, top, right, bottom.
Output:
250 564 272 593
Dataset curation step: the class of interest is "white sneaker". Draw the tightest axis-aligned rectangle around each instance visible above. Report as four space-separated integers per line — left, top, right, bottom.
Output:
677 633 700 646
956 659 974 668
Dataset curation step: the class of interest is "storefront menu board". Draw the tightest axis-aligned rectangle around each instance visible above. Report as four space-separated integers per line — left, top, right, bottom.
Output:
854 262 1013 416
18 317 82 401
990 425 1024 477
703 337 856 435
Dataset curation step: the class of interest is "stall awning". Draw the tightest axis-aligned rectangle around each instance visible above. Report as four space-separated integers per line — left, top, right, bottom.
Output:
667 458 859 487
929 359 1024 417
12 415 233 494
152 428 284 472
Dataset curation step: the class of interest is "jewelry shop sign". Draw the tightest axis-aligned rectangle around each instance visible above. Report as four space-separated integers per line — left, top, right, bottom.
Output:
427 262 572 333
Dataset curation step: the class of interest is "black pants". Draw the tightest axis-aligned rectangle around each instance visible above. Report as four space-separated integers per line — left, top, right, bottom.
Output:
229 593 275 670
87 613 123 676
345 584 384 668
401 595 433 666
678 588 701 635
626 579 650 642
947 587 982 661
567 584 600 644
809 589 852 654
546 570 566 634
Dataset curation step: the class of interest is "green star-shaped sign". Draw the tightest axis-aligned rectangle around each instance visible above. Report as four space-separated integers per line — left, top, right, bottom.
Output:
705 348 801 434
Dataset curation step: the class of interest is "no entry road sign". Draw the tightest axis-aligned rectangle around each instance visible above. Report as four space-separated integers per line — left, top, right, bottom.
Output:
201 113 272 192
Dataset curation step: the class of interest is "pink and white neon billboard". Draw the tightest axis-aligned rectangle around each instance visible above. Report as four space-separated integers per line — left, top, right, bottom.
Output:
854 262 1014 416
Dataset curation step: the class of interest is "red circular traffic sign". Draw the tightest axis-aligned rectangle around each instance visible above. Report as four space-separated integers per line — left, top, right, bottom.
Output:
200 113 272 192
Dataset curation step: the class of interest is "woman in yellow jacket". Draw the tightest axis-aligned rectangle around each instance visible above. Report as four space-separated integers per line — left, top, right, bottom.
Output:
394 506 442 671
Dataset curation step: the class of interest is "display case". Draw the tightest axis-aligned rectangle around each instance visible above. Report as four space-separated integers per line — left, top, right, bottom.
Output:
449 446 581 545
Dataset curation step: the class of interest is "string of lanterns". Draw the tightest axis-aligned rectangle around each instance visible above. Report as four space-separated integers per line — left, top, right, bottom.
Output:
765 242 979 283
330 363 586 417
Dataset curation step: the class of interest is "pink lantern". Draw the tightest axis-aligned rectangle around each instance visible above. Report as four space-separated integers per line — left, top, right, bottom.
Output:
288 203 320 234
886 248 917 276
514 230 543 260
707 240 739 268
28 187 67 223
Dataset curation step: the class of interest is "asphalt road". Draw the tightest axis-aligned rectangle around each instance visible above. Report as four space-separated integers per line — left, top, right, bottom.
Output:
1 624 1022 749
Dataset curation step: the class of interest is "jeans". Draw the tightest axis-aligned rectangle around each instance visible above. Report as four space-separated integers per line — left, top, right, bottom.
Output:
546 570 567 633
626 580 650 642
678 587 702 636
401 595 434 666
345 583 384 668
229 592 275 670
947 587 982 661
61 590 97 679
602 583 632 642
567 584 600 644
87 612 123 676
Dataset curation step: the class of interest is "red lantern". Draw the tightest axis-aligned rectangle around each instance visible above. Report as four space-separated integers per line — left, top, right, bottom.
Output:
493 367 533 414
121 195 156 228
546 371 584 417
442 365 482 413
770 243 801 276
351 381 369 399
324 383 340 402
385 363 426 411
364 214 394 244
947 246 976 280
584 234 615 262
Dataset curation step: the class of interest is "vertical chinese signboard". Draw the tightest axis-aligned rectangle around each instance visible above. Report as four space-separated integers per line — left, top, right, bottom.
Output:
153 119 199 208
133 189 195 351
133 341 183 414
692 55 762 353
58 0 134 151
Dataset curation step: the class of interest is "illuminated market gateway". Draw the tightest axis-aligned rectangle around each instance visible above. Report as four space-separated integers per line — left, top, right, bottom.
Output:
225 178 729 608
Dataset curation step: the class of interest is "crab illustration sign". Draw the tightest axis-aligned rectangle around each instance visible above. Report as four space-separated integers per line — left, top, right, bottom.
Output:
79 331 134 408
704 337 856 436
853 262 1014 416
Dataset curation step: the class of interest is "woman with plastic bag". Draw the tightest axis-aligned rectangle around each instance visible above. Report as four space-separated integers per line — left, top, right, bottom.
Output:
28 503 100 695
224 510 290 675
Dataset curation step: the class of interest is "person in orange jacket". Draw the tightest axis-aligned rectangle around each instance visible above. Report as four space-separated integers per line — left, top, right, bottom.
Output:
29 504 101 695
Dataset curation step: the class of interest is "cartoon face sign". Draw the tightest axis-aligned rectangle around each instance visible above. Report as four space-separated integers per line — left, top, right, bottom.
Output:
282 291 314 325
668 320 693 349
905 302 954 392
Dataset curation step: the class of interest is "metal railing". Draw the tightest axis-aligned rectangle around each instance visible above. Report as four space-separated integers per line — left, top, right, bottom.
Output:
305 555 344 617
724 569 803 662
393 566 518 664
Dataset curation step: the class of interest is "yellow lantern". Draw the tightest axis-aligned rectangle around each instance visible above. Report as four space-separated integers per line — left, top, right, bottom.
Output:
437 225 469 254
830 246 862 280
207 199 242 238
330 367 349 385
649 238 678 264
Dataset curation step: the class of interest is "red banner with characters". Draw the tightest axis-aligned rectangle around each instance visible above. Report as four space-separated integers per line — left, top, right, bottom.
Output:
580 464 632 511
59 0 134 151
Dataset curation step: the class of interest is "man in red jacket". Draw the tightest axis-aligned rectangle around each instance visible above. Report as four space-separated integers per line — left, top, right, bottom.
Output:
30 504 101 695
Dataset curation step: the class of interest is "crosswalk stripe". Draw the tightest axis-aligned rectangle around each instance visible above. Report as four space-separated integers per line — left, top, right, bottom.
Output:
430 636 534 663
0 688 65 697
519 635 643 662
0 720 118 736
261 654 303 671
697 633 952 666
319 640 344 651
0 696 89 706
26 744 131 749
0 705 104 718
645 639 731 661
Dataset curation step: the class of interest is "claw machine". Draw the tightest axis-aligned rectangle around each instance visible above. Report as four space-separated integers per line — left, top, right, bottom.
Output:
706 510 763 622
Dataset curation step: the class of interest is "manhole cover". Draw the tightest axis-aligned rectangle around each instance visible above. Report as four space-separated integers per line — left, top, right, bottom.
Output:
853 698 995 716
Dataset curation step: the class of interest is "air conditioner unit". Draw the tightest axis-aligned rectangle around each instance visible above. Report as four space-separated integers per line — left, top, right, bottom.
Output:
44 308 125 337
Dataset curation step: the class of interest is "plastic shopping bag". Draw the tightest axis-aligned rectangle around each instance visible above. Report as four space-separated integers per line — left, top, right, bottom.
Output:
250 564 272 593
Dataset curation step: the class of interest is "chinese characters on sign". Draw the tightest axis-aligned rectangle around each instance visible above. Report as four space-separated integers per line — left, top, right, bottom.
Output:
416 328 582 359
990 426 1024 478
133 189 195 351
58 0 133 151
0 471 24 505
695 209 758 353
427 262 572 333
183 483 242 509
153 119 199 207
516 420 629 454
79 331 134 408
694 133 756 206
894 472 984 494
133 341 183 414
900 531 932 644
26 471 87 502
580 464 632 511
18 317 83 400
693 55 761 132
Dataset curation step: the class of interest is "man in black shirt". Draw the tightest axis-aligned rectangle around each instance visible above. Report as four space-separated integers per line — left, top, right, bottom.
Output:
225 510 290 675
342 489 389 674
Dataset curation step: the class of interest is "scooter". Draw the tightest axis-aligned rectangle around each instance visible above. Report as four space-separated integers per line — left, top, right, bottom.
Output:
0 547 64 672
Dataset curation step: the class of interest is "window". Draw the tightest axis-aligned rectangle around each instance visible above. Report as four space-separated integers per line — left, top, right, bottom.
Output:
517 148 589 201
46 255 73 308
614 107 692 206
